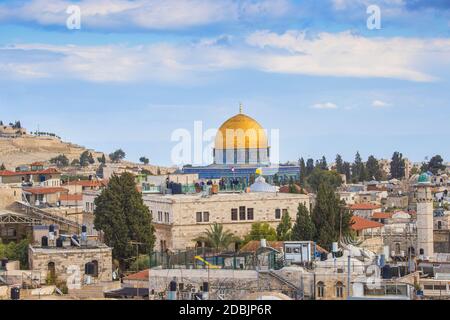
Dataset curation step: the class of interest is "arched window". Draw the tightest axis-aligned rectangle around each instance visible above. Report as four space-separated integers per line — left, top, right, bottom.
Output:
335 281 344 298
317 281 325 298
438 221 442 230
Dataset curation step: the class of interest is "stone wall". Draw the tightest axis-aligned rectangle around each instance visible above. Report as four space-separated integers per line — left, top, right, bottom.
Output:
28 245 113 283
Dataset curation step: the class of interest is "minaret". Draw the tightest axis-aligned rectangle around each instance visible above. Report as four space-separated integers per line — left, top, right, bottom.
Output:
416 173 434 259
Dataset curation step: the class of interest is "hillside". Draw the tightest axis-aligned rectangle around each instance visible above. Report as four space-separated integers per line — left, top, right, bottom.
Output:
0 135 104 169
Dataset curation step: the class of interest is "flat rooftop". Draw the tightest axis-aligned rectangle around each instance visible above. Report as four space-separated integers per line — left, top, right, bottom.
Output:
143 192 309 203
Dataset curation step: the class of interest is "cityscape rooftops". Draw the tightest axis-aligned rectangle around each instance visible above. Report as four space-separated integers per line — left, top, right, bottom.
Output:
351 216 384 231
23 186 68 195
349 203 382 210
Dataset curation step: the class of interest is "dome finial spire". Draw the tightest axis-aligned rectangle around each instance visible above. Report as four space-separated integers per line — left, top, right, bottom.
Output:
239 102 243 114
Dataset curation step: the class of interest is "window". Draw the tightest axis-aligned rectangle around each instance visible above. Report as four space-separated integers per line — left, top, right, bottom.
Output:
158 211 163 222
196 212 202 223
247 208 254 220
275 209 281 219
317 282 325 298
239 206 246 220
203 212 210 222
336 282 344 298
438 221 442 230
231 209 238 221
164 212 170 223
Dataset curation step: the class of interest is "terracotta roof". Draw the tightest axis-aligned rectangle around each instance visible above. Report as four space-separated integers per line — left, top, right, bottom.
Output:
64 180 105 187
23 187 68 195
372 212 393 219
349 203 381 210
0 168 60 176
59 193 82 201
279 184 307 194
351 216 384 231
124 269 149 281
240 240 284 252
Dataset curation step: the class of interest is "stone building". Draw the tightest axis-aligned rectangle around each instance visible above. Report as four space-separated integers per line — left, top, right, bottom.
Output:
144 192 311 251
28 243 113 284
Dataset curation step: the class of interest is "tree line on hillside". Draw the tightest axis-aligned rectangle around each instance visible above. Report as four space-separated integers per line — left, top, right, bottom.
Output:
298 152 447 188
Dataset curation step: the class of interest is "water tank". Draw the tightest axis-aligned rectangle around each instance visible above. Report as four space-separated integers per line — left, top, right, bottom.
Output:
10 287 20 300
169 279 177 291
332 242 338 253
379 254 386 267
49 224 55 233
203 282 209 292
56 237 63 248
41 236 48 247
81 225 87 233
71 235 79 246
260 239 267 248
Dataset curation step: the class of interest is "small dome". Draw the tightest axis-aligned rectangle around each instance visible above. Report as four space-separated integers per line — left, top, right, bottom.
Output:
418 173 430 184
215 112 268 150
250 176 277 192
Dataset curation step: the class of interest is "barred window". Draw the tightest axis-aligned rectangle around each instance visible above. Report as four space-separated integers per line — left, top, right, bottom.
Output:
275 209 281 219
247 208 254 220
196 212 202 223
231 209 238 221
239 206 246 220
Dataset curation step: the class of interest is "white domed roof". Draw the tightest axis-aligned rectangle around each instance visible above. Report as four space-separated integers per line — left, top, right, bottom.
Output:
250 176 277 193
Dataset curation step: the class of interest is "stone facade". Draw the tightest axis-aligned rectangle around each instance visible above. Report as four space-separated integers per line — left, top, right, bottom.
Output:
144 192 311 251
28 244 113 283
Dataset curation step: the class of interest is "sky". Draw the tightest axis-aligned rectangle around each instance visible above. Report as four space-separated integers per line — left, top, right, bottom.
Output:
1 0 450 167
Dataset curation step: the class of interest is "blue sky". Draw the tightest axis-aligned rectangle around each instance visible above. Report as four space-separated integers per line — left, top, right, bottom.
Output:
1 0 450 166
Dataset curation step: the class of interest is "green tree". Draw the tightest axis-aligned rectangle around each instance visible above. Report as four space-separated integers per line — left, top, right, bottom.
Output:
390 151 405 179
88 152 95 165
312 182 353 249
299 157 306 187
276 211 292 240
244 222 277 243
50 154 69 167
0 163 5 170
427 155 445 175
71 159 80 167
420 162 428 173
343 161 351 182
352 151 367 183
79 151 91 167
306 158 315 176
194 223 237 251
335 154 344 174
109 149 126 163
320 156 328 170
291 203 315 241
94 173 155 269
307 167 343 193
366 155 382 181
139 156 150 165
97 154 106 164
0 239 30 269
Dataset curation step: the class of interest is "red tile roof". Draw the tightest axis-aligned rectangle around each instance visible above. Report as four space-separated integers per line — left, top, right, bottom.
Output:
351 216 384 231
59 193 82 201
23 187 68 195
372 212 393 219
240 241 284 252
0 168 60 176
349 203 381 210
124 269 149 281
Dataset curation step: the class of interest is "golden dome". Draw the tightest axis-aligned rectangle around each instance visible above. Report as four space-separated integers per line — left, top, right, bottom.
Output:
215 112 268 149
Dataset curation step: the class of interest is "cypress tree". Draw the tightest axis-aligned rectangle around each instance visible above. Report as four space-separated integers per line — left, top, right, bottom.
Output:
94 173 155 269
276 211 292 241
291 203 315 241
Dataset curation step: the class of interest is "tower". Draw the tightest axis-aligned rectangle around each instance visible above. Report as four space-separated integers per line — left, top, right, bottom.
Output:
415 173 434 259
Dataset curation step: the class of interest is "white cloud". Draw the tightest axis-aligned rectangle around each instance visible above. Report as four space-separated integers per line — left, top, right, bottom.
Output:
1 30 450 84
310 102 338 110
245 30 450 82
0 0 291 30
372 100 390 107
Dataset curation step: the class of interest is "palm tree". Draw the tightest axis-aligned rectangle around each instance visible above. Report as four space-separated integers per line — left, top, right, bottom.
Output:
194 223 237 251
